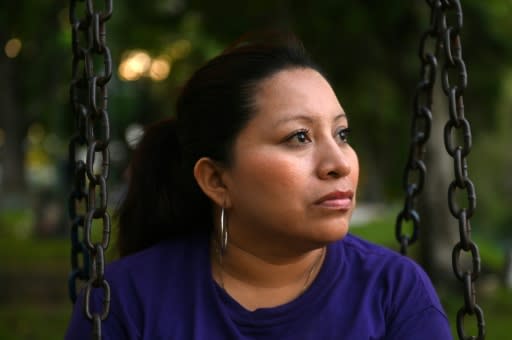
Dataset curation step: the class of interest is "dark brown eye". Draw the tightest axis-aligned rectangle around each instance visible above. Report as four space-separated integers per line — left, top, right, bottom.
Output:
295 131 309 143
337 128 351 143
284 129 312 146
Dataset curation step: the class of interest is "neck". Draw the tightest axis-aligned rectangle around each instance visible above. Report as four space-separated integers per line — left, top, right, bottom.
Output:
211 239 326 311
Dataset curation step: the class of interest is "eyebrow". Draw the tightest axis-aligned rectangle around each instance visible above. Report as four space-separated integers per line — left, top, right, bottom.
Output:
275 113 347 126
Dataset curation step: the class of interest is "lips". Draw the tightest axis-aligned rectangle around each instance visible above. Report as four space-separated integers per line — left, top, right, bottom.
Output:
314 190 354 210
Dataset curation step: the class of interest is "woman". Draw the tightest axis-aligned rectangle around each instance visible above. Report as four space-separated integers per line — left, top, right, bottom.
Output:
66 32 453 339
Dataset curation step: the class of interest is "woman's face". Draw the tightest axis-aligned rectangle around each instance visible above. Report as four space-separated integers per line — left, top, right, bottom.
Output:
223 68 359 254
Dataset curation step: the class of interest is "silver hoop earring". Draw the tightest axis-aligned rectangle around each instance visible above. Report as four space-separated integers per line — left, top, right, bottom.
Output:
220 207 228 253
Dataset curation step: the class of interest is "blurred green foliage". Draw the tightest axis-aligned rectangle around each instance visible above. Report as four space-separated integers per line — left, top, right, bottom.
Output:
4 0 511 234
2 0 511 234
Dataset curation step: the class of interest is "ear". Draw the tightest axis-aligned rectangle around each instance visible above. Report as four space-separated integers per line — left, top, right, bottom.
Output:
193 157 231 208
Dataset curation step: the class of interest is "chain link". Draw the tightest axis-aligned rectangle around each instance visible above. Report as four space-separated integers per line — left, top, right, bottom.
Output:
400 1 485 338
399 1 485 337
439 1 485 338
68 0 113 339
395 0 439 255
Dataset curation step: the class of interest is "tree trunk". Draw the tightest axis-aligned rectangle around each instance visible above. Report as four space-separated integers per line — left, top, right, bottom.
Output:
0 54 26 195
418 79 458 285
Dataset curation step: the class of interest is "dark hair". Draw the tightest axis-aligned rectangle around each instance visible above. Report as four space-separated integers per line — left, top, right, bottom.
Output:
117 31 324 256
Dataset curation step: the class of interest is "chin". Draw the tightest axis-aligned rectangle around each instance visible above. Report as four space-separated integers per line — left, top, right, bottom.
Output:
327 224 350 242
313 221 350 244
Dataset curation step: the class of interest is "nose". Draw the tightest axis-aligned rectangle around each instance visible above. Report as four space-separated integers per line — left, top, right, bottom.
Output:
316 139 352 180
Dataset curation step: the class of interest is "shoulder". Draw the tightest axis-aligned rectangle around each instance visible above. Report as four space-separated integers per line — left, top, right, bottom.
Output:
337 234 450 333
91 235 208 334
66 236 209 339
340 233 409 269
101 234 209 304
341 233 423 271
339 234 444 310
106 234 206 278
107 241 175 274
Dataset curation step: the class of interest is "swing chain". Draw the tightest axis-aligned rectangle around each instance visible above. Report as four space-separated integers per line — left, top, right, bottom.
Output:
401 2 485 337
395 0 439 255
69 0 113 339
439 0 485 339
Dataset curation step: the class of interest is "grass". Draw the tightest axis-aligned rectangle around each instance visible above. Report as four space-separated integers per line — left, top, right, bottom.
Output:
440 287 512 339
0 304 72 340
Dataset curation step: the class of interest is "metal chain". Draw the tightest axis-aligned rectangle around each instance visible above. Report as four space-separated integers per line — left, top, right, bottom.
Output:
395 0 440 255
399 0 485 338
439 0 485 338
68 0 113 339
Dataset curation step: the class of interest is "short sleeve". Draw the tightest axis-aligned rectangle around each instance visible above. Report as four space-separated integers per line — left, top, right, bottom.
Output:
383 257 453 340
385 305 453 339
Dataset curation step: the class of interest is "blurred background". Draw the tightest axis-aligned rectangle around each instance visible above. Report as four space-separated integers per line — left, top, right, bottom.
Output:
1 0 511 338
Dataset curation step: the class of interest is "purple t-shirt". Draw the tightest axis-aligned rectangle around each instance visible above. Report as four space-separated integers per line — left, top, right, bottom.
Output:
66 234 453 339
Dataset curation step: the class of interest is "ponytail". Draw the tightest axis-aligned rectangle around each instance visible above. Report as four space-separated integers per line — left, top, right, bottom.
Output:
116 118 211 257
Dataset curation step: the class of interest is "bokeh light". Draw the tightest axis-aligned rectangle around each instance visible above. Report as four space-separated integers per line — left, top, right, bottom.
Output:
149 57 171 81
4 38 22 58
125 123 144 149
118 50 152 81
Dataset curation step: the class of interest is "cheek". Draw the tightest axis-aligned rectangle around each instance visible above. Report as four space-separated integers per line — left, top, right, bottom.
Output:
233 151 308 197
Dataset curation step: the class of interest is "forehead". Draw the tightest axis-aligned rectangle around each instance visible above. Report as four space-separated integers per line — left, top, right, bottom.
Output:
251 68 344 122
